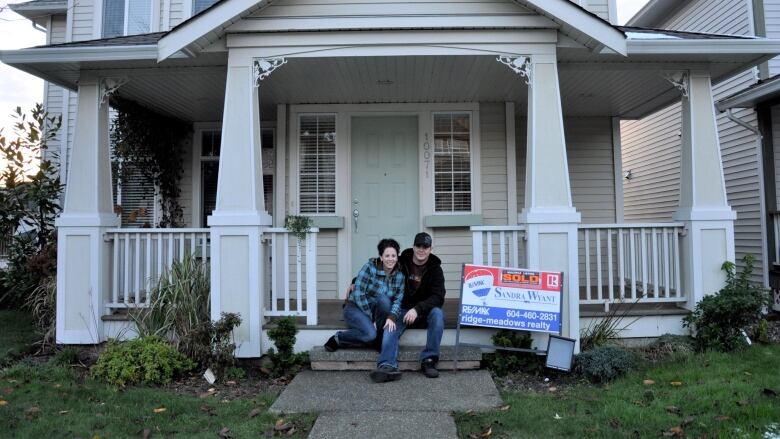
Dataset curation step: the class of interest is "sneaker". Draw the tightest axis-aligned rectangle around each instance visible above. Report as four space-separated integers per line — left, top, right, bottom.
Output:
324 335 339 352
421 358 439 378
369 364 402 383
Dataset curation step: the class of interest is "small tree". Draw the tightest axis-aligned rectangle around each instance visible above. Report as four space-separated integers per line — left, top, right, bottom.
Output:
0 104 63 308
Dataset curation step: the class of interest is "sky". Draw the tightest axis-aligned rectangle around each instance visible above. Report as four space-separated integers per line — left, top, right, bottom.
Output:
0 0 651 136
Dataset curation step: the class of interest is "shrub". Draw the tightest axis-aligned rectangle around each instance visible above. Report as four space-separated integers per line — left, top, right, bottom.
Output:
683 255 771 352
91 336 195 387
484 330 544 377
642 334 694 363
576 345 635 383
179 312 242 377
266 317 306 377
25 274 56 349
130 255 210 346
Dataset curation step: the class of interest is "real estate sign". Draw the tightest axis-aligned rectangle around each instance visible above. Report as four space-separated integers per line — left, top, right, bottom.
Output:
459 264 563 334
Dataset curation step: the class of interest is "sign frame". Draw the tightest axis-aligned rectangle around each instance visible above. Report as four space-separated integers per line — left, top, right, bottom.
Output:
453 263 566 370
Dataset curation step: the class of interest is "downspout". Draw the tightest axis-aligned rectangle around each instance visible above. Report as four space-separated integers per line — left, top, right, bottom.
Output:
725 108 770 287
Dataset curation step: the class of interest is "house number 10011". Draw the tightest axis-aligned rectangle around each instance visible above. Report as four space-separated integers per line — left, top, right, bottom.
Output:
423 133 431 179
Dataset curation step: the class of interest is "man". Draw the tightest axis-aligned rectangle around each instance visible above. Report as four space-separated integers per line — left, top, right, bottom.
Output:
370 232 446 383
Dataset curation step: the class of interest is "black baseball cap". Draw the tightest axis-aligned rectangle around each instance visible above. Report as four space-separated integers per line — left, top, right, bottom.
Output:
413 232 432 248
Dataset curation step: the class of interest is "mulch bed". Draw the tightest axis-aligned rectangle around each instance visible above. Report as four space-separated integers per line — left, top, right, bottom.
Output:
163 362 296 401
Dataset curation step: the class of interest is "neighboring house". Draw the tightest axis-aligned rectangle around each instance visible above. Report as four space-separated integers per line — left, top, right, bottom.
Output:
3 0 779 356
622 0 780 311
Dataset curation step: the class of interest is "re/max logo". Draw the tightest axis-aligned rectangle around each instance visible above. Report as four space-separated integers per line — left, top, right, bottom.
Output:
501 270 540 285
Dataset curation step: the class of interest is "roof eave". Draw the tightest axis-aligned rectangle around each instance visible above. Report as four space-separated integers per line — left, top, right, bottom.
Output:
626 38 780 55
8 1 68 21
716 76 780 110
0 45 161 64
521 0 626 56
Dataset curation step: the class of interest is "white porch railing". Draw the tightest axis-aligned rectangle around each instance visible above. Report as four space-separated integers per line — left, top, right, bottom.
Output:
579 223 686 310
262 228 319 326
106 228 210 309
772 212 780 265
470 226 526 268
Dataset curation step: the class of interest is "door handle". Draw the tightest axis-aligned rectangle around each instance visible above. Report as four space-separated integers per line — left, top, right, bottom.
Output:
353 208 359 232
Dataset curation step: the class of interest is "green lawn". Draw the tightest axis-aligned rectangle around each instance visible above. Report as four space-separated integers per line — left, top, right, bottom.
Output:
456 345 780 438
0 310 39 366
0 361 314 438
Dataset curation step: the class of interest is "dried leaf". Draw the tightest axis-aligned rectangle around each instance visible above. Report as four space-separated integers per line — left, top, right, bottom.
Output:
218 427 233 438
736 399 748 406
260 367 271 375
609 418 621 429
285 426 296 436
59 410 69 415
0 400 7 406
248 408 261 418
497 405 510 411
141 428 152 439
25 406 41 420
554 413 562 420
226 381 237 385
715 415 731 421
275 422 293 432
665 406 681 414
667 426 684 437
152 407 166 413
548 387 557 392
681 416 696 426
670 381 683 387
478 426 492 437
1 388 13 395
643 379 656 386
465 409 476 416
53 384 61 388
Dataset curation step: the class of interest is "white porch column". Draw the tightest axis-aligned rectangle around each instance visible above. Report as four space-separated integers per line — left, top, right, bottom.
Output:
208 52 280 357
55 74 121 343
670 71 736 310
501 53 581 349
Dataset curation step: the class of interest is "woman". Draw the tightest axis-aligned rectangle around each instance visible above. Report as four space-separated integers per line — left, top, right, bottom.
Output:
324 238 405 353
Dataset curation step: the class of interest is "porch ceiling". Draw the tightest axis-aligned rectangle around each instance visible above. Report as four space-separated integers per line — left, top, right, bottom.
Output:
7 53 762 122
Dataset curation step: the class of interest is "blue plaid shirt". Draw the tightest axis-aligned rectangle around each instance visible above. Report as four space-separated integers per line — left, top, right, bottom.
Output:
349 258 405 320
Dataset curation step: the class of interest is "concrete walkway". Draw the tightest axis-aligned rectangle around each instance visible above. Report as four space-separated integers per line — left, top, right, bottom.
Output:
270 370 503 439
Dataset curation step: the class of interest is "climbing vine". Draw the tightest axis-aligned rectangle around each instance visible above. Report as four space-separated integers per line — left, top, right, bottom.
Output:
110 98 191 227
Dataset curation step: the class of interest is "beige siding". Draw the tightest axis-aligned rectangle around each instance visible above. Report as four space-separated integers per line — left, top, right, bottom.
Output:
179 136 193 226
621 0 764 282
773 106 780 209
764 0 780 76
432 228 472 296
584 0 611 22
288 231 338 299
50 15 67 43
72 0 95 41
169 0 185 28
516 116 617 224
480 102 508 225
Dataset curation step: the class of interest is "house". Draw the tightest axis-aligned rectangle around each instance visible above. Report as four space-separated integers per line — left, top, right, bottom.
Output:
622 0 780 312
3 0 779 356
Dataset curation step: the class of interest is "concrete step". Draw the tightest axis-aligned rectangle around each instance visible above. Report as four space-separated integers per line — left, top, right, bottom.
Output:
309 345 482 371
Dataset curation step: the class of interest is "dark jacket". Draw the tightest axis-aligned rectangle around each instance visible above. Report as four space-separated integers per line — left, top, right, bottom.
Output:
398 248 446 315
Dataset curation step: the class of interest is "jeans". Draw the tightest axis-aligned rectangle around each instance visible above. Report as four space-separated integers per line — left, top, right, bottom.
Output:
376 307 444 368
335 295 391 347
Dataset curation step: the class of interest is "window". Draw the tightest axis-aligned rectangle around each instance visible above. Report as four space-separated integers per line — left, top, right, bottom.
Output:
112 160 157 227
103 0 151 38
192 0 219 15
433 112 472 212
298 114 336 214
199 129 274 226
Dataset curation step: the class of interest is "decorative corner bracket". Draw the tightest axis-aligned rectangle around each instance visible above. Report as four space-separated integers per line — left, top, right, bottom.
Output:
99 77 128 104
662 71 689 98
497 55 532 85
253 57 287 86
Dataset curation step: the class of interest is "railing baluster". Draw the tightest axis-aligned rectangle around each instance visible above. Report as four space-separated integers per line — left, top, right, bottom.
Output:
618 228 625 299
134 233 141 305
486 232 494 266
775 214 780 264
584 229 591 300
123 233 130 306
629 229 636 300
511 231 518 267
674 229 682 297
145 232 152 304
472 232 483 265
296 237 303 313
607 230 613 301
663 228 670 298
499 231 506 267
596 230 602 302
651 228 659 298
305 232 318 325
283 233 290 312
640 228 647 297
271 233 278 313
112 233 119 307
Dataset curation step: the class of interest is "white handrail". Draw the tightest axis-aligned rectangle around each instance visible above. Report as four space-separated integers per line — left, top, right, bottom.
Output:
470 225 526 268
262 228 319 325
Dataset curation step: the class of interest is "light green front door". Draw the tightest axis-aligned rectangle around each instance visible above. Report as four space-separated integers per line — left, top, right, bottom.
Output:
350 116 419 275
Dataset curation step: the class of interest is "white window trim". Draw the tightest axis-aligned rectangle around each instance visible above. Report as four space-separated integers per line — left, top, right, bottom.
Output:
431 110 478 215
191 122 276 227
293 112 338 217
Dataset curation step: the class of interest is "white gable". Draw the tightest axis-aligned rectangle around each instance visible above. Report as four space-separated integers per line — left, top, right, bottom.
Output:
229 0 553 32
